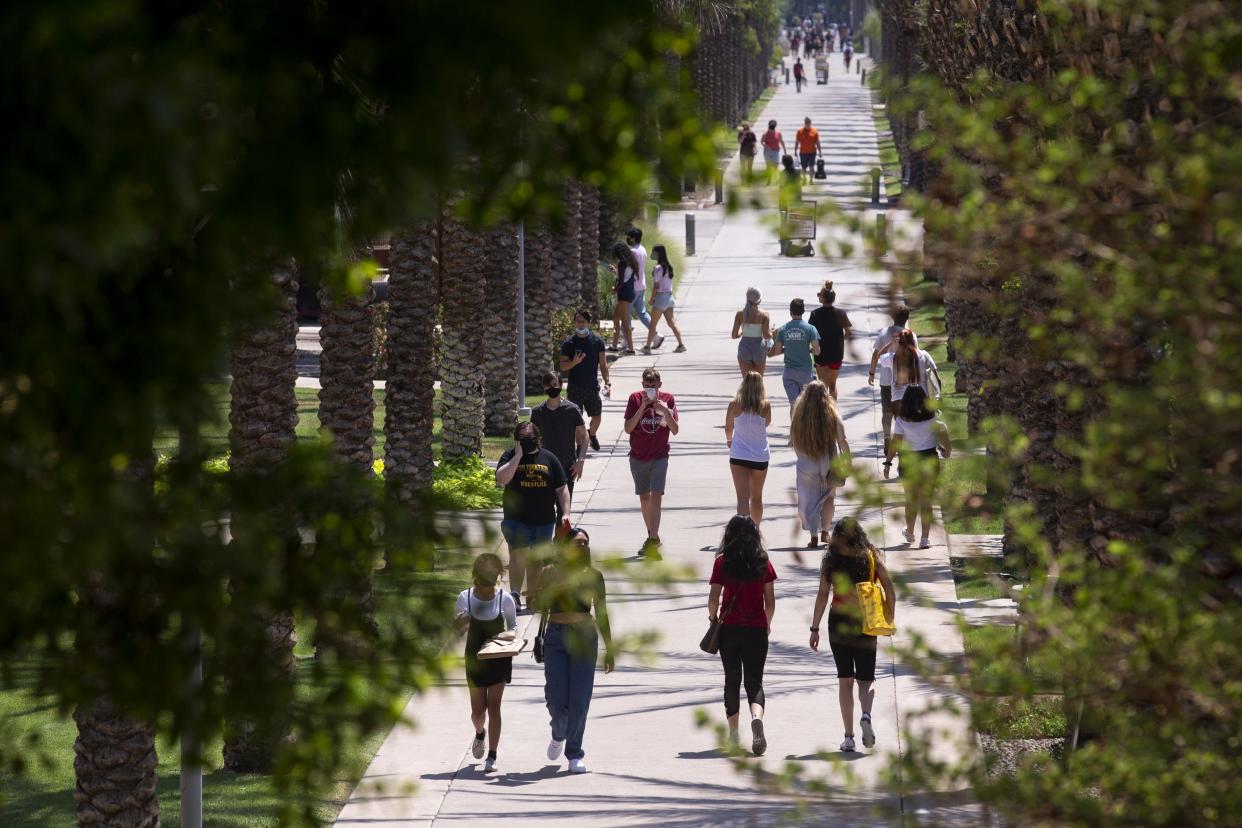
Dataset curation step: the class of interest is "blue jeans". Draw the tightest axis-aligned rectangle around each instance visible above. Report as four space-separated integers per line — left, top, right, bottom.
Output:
782 367 815 404
543 621 598 761
630 291 653 330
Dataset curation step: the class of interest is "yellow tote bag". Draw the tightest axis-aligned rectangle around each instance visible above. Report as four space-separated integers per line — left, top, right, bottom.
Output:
857 551 895 637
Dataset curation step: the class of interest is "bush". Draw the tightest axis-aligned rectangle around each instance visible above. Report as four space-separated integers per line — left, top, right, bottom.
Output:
596 264 616 323
431 455 503 510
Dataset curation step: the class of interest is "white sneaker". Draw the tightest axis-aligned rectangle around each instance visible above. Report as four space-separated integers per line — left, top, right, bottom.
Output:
484 756 497 772
919 537 931 549
840 735 856 752
471 733 485 759
902 528 915 544
861 716 875 748
547 738 565 760
569 757 588 774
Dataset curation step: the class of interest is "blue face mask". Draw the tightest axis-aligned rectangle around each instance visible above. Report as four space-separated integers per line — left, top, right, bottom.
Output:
574 327 590 336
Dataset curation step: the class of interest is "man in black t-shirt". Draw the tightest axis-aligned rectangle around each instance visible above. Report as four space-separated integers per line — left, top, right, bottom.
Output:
559 309 612 452
807 281 853 399
495 421 570 610
530 370 588 522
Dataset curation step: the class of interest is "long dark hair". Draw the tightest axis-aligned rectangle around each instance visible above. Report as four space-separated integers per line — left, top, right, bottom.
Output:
821 516 875 579
612 242 640 280
652 244 674 281
719 515 769 581
899 385 935 422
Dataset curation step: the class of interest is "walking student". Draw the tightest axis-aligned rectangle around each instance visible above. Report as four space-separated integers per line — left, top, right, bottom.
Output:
609 242 639 354
793 57 805 92
761 120 788 184
643 245 686 354
494 422 570 612
884 386 951 548
737 121 758 181
868 305 917 460
768 297 821 404
725 372 772 523
533 528 615 774
560 309 612 452
808 280 852 399
810 518 895 752
881 328 941 423
708 515 777 755
455 553 518 772
732 286 773 377
790 381 851 547
795 117 822 184
530 370 588 523
624 367 679 559
626 228 661 348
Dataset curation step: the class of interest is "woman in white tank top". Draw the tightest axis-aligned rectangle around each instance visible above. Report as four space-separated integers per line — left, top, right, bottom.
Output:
725 371 773 522
731 286 772 377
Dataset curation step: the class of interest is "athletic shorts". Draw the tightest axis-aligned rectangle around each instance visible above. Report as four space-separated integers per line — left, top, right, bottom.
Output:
737 337 766 364
800 152 816 170
652 291 675 312
763 148 781 165
729 458 769 471
567 383 602 418
816 360 843 370
629 456 669 495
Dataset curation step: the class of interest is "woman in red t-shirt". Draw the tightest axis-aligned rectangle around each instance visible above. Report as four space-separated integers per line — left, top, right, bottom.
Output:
707 515 776 756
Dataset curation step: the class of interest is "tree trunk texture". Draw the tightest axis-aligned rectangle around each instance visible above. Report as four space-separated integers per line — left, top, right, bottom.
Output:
384 223 438 499
223 261 300 774
484 222 519 436
577 186 601 316
438 215 487 460
597 192 629 258
318 282 377 469
551 183 581 311
523 224 554 393
74 697 159 828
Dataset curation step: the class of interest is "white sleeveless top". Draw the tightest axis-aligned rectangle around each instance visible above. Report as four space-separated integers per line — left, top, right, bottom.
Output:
730 411 770 463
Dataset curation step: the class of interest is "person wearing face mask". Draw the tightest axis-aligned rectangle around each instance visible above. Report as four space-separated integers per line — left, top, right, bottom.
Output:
495 422 570 612
623 367 679 559
559 309 612 452
530 370 588 524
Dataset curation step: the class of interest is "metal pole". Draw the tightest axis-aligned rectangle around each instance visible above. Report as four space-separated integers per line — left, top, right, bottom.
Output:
180 623 203 828
861 67 867 84
871 168 881 204
685 214 696 257
714 169 724 205
517 221 529 415
876 213 888 256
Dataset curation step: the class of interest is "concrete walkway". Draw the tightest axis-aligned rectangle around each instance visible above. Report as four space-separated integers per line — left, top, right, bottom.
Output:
335 49 978 828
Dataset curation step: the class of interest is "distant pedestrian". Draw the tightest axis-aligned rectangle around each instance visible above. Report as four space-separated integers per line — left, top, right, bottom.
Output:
768 298 821 404
494 422 570 612
534 528 615 774
843 41 854 71
642 245 686 354
790 381 851 547
725 372 772 523
559 309 612 452
868 305 918 466
807 280 853 399
796 117 822 184
456 553 518 772
761 120 788 184
531 370 588 523
623 367 679 559
732 287 773 377
884 386 951 548
793 58 805 92
779 155 802 210
708 515 776 755
609 242 640 354
809 518 895 752
737 122 758 182
626 228 661 347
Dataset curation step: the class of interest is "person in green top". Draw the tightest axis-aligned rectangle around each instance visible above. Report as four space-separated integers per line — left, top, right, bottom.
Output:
769 298 821 404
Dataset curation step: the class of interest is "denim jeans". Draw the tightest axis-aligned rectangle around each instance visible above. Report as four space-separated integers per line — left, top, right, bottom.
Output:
782 367 815 405
499 519 555 549
543 621 598 760
630 291 653 330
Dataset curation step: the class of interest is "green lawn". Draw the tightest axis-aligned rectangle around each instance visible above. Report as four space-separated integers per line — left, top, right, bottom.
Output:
872 112 902 200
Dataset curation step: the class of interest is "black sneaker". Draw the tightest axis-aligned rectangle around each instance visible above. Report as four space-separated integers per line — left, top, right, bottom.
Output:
645 539 663 560
589 433 600 452
751 719 767 756
513 593 523 614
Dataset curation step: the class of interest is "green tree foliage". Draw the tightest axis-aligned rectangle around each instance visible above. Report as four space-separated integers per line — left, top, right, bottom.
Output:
0 0 719 820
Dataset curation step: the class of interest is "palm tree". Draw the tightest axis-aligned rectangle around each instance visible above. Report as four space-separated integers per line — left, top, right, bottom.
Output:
578 185 601 316
74 695 160 827
223 261 300 773
319 278 377 469
553 183 582 311
439 215 487 459
384 223 437 500
484 223 519 436
524 223 554 394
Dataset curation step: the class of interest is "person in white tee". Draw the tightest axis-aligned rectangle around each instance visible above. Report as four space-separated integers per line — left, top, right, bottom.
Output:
868 306 918 461
883 386 952 549
454 553 519 771
626 228 662 347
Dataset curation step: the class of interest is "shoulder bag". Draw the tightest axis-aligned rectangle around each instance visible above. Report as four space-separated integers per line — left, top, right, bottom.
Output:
699 590 741 655
533 611 548 663
857 551 896 637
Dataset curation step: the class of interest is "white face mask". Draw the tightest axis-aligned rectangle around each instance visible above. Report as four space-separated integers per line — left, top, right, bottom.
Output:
644 387 658 400
574 327 590 336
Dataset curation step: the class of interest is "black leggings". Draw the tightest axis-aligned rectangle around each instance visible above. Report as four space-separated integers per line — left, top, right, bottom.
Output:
718 625 768 717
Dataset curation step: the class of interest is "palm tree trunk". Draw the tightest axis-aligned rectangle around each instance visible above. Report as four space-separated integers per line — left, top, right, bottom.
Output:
578 185 601 316
484 223 520 436
74 696 160 827
384 223 438 499
552 182 581 311
222 260 300 774
439 215 487 459
523 224 554 394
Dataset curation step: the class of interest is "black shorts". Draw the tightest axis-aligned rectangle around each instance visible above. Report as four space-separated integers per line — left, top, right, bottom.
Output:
567 384 602 418
880 385 892 408
730 458 769 471
800 152 816 170
828 613 877 681
899 447 940 481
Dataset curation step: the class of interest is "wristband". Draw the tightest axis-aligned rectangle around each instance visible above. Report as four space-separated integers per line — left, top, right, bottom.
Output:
809 626 820 632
